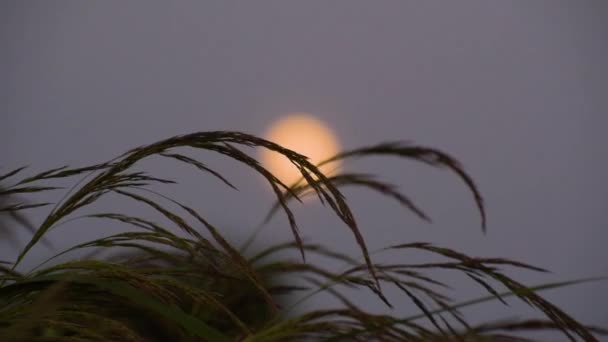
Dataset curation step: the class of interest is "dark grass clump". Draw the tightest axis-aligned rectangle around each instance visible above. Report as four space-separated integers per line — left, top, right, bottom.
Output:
0 131 605 341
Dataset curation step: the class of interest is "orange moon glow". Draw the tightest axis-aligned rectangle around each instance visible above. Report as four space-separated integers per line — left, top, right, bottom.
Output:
261 113 342 186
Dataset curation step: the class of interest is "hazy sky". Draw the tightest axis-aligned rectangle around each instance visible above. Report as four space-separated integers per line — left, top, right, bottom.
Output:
2 1 607 337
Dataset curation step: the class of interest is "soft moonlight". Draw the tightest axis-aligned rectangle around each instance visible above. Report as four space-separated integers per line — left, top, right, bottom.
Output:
260 113 342 186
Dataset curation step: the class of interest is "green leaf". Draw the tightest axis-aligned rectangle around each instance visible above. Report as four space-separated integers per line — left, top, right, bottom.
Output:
0 275 232 342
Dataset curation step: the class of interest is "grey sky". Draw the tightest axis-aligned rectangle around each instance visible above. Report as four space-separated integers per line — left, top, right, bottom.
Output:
2 1 607 338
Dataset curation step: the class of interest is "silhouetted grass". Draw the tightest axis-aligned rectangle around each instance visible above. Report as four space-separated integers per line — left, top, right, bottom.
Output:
0 131 605 341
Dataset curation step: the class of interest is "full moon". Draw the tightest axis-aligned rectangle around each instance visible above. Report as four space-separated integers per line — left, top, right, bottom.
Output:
260 113 342 187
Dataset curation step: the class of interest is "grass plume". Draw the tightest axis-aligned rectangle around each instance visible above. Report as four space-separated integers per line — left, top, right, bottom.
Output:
0 131 603 341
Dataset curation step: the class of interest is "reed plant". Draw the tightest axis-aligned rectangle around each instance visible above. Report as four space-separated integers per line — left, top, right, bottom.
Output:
0 131 604 341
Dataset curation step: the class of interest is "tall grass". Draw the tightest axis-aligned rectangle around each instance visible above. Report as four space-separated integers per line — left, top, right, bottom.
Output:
0 131 604 341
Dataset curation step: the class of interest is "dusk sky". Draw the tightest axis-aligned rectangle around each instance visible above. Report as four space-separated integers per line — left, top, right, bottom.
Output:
2 1 607 338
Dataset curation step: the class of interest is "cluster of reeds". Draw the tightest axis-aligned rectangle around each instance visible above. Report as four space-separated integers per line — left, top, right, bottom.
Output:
0 131 604 341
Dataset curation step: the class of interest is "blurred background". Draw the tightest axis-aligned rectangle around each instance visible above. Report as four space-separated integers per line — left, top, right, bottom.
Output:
1 1 607 338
